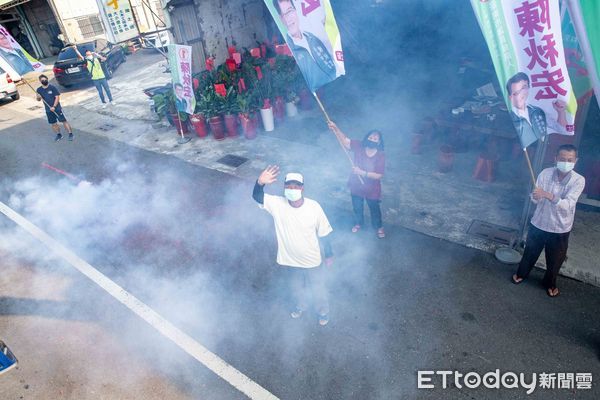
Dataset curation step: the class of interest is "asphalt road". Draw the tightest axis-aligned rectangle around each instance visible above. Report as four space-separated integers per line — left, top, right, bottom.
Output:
0 105 599 399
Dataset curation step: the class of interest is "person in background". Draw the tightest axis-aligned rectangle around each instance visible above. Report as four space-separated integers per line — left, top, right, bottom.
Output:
36 74 74 142
253 165 334 326
328 121 386 238
512 144 585 297
73 45 114 108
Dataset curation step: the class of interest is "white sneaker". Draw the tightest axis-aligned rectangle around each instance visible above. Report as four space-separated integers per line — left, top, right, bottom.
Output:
110 101 116 106
290 309 303 319
102 103 107 109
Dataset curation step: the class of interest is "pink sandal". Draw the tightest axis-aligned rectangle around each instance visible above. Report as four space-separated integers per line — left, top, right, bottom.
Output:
377 228 385 238
351 225 361 233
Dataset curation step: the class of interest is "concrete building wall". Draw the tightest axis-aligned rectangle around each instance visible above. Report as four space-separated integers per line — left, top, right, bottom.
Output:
196 0 268 61
167 0 269 70
53 0 106 44
21 0 58 56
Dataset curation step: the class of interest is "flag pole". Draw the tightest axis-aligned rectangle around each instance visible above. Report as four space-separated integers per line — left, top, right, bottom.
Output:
522 147 537 186
313 92 365 184
175 111 191 144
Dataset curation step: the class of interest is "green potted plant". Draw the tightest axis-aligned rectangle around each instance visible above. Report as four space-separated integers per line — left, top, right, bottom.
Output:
199 88 226 140
237 90 257 139
190 95 209 138
254 67 274 132
222 86 240 137
165 89 189 134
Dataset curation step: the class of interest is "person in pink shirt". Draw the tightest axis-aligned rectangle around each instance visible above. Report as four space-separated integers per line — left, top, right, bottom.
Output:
328 121 386 238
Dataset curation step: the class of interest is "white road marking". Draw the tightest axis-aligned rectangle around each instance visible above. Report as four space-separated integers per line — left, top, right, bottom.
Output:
0 201 279 400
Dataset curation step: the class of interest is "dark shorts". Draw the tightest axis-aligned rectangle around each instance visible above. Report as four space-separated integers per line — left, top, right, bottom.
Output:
46 108 67 124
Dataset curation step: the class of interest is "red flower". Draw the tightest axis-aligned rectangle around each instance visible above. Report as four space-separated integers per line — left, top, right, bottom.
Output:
226 58 236 72
228 46 236 56
215 84 227 97
255 66 263 80
250 48 261 58
238 78 246 92
205 57 215 71
193 78 199 90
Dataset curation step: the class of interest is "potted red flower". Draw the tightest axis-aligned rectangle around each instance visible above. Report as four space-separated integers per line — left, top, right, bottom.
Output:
237 91 258 139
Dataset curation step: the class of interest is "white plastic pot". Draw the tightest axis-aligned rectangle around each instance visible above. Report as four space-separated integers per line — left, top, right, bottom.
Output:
285 102 298 117
260 107 275 132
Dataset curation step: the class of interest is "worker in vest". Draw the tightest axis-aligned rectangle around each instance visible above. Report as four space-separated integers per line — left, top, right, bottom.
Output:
73 45 115 108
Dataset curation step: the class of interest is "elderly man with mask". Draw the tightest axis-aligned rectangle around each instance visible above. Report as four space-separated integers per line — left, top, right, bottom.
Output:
512 144 585 297
253 165 334 326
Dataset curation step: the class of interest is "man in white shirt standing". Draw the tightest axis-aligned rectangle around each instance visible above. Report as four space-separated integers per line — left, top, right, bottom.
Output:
253 165 334 325
512 144 585 297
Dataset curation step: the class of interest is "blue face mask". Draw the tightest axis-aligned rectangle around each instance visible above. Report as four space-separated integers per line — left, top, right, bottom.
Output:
284 188 302 202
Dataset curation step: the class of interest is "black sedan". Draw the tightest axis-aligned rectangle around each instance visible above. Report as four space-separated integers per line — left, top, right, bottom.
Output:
53 39 126 87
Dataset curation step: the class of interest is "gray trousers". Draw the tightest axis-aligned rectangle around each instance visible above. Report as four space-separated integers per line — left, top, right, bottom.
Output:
286 265 329 316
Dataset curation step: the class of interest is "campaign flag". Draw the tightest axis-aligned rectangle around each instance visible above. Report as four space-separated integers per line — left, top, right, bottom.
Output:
561 9 593 102
264 0 345 92
168 44 196 115
472 0 577 149
0 24 45 77
568 0 600 106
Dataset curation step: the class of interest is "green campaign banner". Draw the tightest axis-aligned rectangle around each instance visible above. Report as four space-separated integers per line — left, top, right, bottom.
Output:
579 0 600 96
472 0 577 148
561 10 593 101
168 44 196 115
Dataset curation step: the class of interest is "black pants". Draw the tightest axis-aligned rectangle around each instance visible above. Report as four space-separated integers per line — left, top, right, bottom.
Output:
516 224 570 289
351 195 382 229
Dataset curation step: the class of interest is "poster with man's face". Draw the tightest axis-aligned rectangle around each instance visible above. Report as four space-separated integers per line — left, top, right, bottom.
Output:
0 24 45 76
264 0 345 92
167 45 195 115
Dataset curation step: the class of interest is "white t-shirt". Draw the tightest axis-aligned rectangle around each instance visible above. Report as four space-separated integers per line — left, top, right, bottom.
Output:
261 194 333 268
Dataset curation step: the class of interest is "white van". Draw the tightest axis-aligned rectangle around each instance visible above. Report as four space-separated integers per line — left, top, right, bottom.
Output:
0 65 19 102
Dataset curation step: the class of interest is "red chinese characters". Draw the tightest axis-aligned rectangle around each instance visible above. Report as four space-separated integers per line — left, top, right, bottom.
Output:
514 0 565 100
181 61 192 98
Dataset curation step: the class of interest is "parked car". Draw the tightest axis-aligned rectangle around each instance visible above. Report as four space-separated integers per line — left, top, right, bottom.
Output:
141 30 170 50
0 66 19 102
53 39 126 88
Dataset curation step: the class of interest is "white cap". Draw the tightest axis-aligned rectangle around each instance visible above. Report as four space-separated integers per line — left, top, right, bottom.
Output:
284 172 304 185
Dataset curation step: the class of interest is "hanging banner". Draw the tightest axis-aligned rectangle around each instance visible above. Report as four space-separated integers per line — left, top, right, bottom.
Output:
264 0 345 92
97 0 139 43
0 24 45 77
168 44 196 115
472 0 577 149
